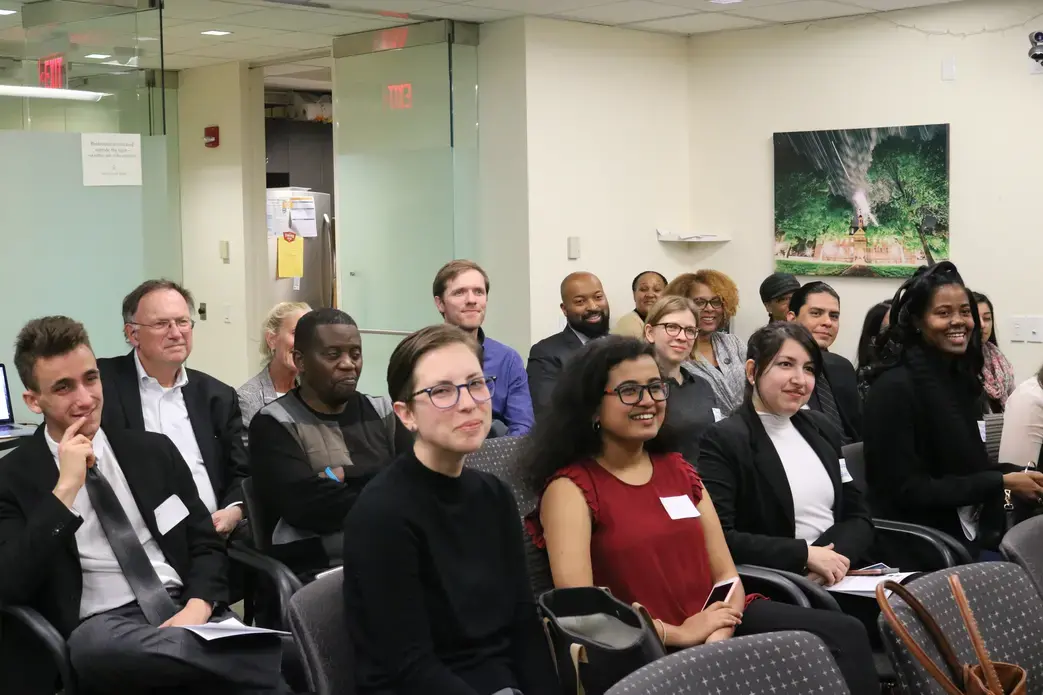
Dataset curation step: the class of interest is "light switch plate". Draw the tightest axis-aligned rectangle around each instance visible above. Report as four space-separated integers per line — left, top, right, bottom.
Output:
1011 316 1027 342
1027 316 1043 344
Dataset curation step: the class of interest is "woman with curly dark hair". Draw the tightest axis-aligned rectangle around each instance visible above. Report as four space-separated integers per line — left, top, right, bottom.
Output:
524 336 876 695
863 262 1043 558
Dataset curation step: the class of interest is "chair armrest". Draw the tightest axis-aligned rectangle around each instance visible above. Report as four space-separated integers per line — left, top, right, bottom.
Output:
747 567 842 611
0 603 76 694
873 519 968 568
228 541 303 629
736 565 811 608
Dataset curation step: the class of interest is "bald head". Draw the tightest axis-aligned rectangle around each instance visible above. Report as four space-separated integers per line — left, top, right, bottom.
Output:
560 272 610 339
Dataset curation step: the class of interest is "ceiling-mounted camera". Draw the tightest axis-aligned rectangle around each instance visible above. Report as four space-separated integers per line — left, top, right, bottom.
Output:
1030 31 1043 63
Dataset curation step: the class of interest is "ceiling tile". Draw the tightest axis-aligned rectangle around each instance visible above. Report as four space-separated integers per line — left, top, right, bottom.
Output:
628 9 765 31
463 0 605 15
298 13 407 35
183 41 292 59
558 0 687 24
731 0 869 21
426 4 521 20
161 0 256 21
161 53 224 68
253 30 331 49
663 0 802 10
838 0 959 9
162 20 282 41
209 8 354 32
316 0 446 15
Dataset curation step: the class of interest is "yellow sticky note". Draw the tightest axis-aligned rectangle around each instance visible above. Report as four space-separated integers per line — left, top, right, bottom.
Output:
277 234 304 278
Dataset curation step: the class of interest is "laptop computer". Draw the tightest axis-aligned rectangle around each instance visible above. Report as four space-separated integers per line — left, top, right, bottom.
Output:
0 363 36 438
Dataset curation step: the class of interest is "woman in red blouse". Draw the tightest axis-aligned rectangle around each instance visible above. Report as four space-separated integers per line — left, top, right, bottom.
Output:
525 337 876 695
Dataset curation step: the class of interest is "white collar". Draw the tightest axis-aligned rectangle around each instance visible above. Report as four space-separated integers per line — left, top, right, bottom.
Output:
133 350 188 389
45 425 111 466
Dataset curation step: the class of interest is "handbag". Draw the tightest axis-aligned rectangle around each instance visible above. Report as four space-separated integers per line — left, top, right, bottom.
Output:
876 575 1026 695
538 586 667 695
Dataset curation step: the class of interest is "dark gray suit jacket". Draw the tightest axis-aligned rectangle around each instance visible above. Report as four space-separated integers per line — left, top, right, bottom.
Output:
525 328 584 416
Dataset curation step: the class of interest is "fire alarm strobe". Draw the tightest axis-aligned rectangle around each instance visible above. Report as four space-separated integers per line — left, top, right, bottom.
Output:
204 125 219 148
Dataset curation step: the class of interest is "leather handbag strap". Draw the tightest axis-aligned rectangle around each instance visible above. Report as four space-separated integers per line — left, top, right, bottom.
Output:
570 643 587 695
948 576 1004 694
876 580 967 695
631 602 665 650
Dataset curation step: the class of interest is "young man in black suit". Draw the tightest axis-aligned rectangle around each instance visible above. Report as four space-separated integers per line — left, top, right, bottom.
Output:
788 281 862 444
98 279 248 538
526 271 610 415
0 316 286 695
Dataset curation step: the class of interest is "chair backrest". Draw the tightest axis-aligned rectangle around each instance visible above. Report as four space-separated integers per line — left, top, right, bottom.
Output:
841 442 867 486
878 562 1043 695
984 413 1003 466
605 631 849 695
241 477 273 553
287 568 353 695
464 436 555 595
1001 515 1043 599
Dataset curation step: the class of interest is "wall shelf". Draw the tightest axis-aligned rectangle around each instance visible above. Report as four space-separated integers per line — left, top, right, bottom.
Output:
656 229 731 243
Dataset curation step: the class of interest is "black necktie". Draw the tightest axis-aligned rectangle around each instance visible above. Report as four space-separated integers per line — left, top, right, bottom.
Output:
815 375 849 444
84 466 179 625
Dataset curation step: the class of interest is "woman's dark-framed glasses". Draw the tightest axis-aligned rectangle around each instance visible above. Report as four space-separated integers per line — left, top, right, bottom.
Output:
692 297 723 310
411 375 496 410
604 381 670 405
653 322 697 340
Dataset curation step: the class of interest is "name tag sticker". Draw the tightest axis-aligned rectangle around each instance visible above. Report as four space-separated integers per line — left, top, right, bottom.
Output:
154 495 190 536
660 495 700 520
800 404 811 410
977 420 986 443
712 408 724 423
838 458 854 484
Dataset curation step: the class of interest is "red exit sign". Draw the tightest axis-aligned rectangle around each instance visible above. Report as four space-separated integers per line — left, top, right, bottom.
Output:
385 83 412 110
38 53 65 89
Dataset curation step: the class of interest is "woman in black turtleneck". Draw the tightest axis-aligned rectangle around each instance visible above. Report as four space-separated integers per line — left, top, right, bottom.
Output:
862 262 1043 560
342 325 557 695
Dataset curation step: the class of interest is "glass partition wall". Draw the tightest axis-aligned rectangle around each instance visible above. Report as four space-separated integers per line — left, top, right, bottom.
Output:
333 20 479 395
0 0 179 422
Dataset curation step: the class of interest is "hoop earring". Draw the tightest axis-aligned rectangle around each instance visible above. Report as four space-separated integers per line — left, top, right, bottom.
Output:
592 420 601 433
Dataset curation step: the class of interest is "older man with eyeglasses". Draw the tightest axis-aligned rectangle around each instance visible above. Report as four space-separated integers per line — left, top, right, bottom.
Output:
98 279 250 538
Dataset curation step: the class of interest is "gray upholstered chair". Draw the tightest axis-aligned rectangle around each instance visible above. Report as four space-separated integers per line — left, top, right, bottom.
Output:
1000 514 1043 599
878 562 1043 695
605 631 849 695
464 436 556 595
287 567 353 695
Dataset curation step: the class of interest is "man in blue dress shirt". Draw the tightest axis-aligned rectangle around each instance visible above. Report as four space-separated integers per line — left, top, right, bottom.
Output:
432 260 534 437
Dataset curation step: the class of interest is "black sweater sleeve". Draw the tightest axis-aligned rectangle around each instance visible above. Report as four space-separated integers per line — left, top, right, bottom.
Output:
499 484 558 693
344 500 480 695
864 371 1004 510
249 413 375 534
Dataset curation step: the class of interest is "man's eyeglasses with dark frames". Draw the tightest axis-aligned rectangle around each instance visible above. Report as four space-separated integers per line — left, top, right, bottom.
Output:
130 318 196 332
411 376 497 410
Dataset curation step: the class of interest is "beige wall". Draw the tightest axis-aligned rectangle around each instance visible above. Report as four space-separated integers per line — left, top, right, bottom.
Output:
522 17 698 346
687 0 1043 377
177 62 266 388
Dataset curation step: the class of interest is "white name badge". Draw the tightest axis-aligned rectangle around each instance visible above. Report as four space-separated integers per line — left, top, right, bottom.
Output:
800 404 811 410
838 458 854 484
712 408 724 423
660 495 700 520
154 495 190 536
977 420 986 443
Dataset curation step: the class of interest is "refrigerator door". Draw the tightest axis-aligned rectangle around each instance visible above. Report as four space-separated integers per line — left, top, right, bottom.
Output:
266 191 334 309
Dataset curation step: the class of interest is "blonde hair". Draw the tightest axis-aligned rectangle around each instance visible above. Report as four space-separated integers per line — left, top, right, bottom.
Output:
643 295 699 330
664 270 740 318
261 301 311 364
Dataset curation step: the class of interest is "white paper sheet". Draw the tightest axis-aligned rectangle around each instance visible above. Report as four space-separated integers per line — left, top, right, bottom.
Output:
825 572 916 597
82 133 142 187
180 617 289 641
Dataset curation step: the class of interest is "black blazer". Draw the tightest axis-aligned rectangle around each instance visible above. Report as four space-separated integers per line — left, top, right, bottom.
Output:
0 427 227 694
819 351 862 442
698 405 875 574
526 327 584 415
98 352 249 508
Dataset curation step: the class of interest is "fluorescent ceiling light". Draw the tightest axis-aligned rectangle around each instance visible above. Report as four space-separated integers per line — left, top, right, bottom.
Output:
201 30 231 36
0 9 17 15
0 85 110 102
85 54 111 59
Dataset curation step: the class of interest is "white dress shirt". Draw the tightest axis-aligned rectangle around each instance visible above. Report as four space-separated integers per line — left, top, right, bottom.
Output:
134 351 218 513
46 427 182 619
758 412 836 543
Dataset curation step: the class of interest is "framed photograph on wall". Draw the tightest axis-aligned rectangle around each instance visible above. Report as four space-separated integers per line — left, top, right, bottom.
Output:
772 124 950 278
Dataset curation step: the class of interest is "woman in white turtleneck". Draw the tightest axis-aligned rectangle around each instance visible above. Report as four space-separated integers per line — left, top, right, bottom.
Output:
697 322 876 586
